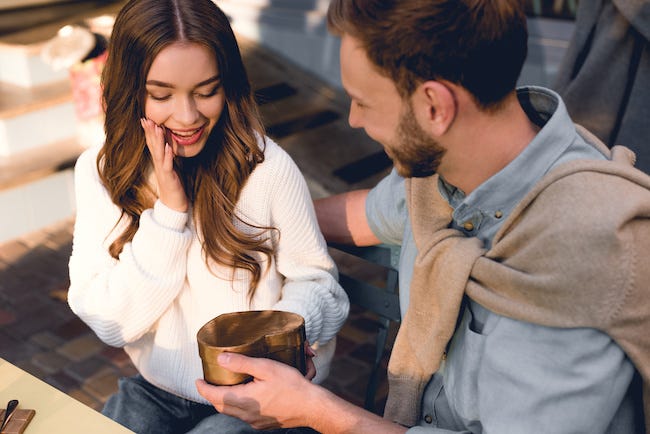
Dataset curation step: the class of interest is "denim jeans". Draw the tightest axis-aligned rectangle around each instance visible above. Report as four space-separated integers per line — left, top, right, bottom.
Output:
103 375 319 434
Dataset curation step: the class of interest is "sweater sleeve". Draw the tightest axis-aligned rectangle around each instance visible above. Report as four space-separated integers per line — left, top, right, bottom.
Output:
67 147 192 347
266 146 350 345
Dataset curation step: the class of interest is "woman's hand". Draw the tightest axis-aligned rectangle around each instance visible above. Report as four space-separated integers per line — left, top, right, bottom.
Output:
304 341 317 381
141 118 189 212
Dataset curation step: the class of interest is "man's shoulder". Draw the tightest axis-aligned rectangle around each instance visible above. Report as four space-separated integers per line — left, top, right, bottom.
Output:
508 156 650 233
486 156 650 292
546 163 648 206
368 169 407 208
366 169 410 245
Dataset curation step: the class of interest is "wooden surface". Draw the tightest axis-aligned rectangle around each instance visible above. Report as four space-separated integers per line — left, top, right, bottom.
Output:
0 358 134 433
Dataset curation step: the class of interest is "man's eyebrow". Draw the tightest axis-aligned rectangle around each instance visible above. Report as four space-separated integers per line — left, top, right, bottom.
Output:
346 91 367 105
145 75 221 89
343 87 360 101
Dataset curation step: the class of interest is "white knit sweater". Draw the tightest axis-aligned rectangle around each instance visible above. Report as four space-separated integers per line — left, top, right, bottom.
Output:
68 137 349 403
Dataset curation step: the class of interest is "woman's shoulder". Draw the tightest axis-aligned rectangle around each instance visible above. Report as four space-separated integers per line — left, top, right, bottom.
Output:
72 144 115 208
259 135 290 163
256 135 301 176
243 136 306 194
74 144 102 179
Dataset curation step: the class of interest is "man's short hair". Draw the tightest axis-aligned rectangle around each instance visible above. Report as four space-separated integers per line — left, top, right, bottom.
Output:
327 0 528 110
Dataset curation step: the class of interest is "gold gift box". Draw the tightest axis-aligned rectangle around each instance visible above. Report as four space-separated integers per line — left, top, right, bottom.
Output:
197 310 306 385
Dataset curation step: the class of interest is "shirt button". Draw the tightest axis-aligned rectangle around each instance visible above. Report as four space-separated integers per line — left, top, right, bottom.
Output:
494 210 503 219
424 414 433 424
463 221 474 231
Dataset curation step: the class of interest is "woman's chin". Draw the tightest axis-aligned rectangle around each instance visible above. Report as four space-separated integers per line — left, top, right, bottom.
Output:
173 142 206 158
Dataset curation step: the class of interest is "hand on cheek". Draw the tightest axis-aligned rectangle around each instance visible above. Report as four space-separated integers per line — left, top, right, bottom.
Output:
140 118 189 212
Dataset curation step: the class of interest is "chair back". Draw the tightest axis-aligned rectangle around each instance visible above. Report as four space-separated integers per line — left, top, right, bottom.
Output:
328 242 401 412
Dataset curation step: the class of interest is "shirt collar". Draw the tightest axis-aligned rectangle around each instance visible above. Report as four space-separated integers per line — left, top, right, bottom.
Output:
439 86 578 233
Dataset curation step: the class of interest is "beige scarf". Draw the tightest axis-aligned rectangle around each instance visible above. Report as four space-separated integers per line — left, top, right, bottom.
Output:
384 135 650 432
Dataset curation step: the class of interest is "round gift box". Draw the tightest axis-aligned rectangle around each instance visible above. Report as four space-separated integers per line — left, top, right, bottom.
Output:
197 310 306 385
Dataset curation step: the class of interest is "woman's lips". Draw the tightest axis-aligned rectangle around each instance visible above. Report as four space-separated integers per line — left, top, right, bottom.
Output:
169 126 205 146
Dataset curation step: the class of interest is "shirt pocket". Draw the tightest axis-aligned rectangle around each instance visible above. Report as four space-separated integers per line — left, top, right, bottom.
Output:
444 306 487 427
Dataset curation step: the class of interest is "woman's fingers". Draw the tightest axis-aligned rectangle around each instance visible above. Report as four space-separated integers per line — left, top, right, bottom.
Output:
141 118 163 161
140 118 189 212
304 341 317 380
141 118 175 174
143 119 174 170
163 142 174 172
305 357 317 381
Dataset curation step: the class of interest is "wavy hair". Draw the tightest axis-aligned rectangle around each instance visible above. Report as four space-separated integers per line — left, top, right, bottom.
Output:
327 0 528 110
99 0 274 297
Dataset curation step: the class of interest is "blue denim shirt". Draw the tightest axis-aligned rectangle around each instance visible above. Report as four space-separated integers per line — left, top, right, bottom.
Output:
366 87 640 433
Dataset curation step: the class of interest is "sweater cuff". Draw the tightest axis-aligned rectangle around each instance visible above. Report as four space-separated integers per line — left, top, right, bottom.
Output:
153 200 188 231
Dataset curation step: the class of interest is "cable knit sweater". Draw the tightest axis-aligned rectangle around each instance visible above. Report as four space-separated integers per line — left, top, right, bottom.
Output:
67 136 349 404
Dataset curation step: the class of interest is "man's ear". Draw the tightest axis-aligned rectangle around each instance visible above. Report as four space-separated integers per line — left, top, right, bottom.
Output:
414 80 457 136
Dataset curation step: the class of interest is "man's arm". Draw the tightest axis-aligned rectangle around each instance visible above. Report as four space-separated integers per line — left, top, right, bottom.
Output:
314 189 381 246
196 353 407 434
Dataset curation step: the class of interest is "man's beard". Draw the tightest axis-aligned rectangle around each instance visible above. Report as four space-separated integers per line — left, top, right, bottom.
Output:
387 103 446 178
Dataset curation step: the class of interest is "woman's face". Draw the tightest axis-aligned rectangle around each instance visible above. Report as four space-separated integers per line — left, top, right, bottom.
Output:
144 42 226 158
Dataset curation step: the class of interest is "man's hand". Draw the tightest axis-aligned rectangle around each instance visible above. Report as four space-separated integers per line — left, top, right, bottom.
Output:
196 353 315 430
196 352 408 434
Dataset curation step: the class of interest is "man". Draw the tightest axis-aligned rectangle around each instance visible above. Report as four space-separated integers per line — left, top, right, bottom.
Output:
196 0 650 432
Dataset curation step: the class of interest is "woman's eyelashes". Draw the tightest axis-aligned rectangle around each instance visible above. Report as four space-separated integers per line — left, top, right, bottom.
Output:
148 93 171 101
147 85 221 102
196 85 221 98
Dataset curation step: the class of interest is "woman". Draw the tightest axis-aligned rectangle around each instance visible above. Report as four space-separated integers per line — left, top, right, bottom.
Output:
67 0 349 432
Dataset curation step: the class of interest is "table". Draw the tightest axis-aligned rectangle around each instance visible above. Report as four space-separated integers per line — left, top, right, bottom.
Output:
0 358 133 433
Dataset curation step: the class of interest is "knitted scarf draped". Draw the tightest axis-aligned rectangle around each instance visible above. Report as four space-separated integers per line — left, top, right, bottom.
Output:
384 136 650 433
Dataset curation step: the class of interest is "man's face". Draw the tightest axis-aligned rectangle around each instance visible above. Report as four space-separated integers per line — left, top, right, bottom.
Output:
390 101 446 178
339 34 445 178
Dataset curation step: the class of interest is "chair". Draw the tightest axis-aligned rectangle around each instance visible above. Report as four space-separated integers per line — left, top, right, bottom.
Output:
328 242 401 412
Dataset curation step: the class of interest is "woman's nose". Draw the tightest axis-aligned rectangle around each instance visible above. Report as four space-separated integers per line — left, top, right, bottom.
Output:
174 96 200 125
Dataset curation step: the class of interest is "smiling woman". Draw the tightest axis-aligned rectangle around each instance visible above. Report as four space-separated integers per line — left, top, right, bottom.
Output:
144 43 226 159
65 0 349 433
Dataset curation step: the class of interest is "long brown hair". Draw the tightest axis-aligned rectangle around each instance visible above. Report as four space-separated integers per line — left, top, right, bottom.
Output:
327 0 528 110
99 0 274 296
